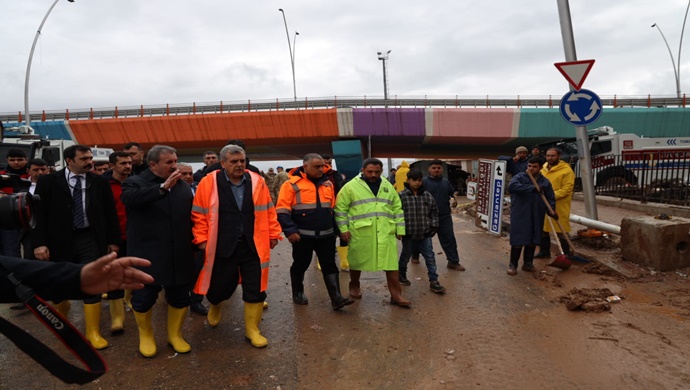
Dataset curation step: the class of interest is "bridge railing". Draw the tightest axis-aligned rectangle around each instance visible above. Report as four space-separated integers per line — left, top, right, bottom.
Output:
1 94 687 123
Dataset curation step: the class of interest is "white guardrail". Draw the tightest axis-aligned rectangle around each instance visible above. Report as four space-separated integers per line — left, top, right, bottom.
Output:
1 95 688 122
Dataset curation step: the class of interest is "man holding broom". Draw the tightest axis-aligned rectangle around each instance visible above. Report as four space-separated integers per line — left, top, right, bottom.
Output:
507 157 557 275
535 148 575 258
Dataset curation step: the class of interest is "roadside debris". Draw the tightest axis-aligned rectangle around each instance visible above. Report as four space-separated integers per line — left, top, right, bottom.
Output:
560 288 616 312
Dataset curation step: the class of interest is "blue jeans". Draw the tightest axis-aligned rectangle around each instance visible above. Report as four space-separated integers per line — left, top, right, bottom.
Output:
398 237 439 282
438 214 460 264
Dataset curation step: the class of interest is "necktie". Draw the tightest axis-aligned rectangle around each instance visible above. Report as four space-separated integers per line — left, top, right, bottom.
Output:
73 176 85 229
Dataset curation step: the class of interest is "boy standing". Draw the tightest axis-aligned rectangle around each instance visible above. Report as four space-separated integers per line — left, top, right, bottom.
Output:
398 169 445 293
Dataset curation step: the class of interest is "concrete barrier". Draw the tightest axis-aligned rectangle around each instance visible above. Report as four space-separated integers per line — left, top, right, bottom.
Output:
620 216 690 271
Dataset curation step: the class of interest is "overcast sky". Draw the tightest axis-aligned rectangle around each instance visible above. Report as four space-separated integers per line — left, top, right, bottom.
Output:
2 0 690 114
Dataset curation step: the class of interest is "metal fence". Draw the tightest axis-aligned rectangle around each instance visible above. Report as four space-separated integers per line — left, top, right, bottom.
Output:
572 152 690 206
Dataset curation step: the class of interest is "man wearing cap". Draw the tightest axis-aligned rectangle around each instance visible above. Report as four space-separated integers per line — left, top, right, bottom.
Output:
531 146 546 167
272 166 289 202
500 146 530 176
263 167 277 202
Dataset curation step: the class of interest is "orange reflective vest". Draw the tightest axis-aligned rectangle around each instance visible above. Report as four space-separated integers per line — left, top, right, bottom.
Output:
191 170 282 294
275 167 335 238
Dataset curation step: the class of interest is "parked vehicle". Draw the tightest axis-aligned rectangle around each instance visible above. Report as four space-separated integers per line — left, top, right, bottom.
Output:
535 126 690 189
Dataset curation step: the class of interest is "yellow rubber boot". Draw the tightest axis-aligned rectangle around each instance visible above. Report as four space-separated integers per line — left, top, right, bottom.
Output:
337 246 350 271
207 303 222 328
83 303 109 350
109 298 125 333
52 300 71 319
167 306 191 354
123 289 132 309
244 302 268 348
133 309 157 357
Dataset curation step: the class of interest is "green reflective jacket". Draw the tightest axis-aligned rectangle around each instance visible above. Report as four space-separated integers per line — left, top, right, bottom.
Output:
335 174 405 271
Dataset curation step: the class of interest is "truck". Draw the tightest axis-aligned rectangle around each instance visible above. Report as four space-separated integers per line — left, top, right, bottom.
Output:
536 126 690 201
0 124 112 171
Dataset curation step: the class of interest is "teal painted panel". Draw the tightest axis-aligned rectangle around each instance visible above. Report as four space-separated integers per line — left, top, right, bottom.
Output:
596 108 690 137
517 109 573 137
517 108 690 138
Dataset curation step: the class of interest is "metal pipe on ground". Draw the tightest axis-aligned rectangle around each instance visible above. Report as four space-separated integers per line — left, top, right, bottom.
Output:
569 214 621 235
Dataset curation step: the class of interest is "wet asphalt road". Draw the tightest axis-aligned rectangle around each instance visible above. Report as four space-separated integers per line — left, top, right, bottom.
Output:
1 211 689 389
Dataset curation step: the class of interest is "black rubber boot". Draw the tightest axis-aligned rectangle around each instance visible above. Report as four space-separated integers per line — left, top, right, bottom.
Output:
508 246 521 275
290 269 308 305
522 245 536 271
323 273 354 310
534 235 551 258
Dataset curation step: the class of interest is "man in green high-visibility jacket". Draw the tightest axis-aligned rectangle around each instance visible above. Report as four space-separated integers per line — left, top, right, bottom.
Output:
334 158 411 308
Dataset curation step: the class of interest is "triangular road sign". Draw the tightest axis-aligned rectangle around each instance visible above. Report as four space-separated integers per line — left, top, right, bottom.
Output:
554 59 595 91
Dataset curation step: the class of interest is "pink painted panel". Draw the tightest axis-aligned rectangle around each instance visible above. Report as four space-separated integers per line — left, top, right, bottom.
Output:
432 108 518 138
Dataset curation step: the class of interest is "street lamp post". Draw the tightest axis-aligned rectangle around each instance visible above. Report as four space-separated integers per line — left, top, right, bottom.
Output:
24 0 75 132
651 1 690 98
278 8 298 101
377 50 391 100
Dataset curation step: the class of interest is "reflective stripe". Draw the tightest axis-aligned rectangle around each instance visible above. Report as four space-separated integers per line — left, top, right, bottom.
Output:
395 213 405 219
350 197 393 207
321 202 331 208
298 228 334 236
350 212 395 221
192 205 208 214
255 203 272 211
396 222 406 227
293 203 317 210
336 220 349 226
276 207 291 214
290 183 302 204
260 261 270 270
335 211 348 218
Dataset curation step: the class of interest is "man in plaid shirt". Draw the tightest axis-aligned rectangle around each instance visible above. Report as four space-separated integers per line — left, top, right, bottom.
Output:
397 169 446 294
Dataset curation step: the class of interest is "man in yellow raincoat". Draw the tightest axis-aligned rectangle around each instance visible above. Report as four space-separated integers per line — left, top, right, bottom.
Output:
535 148 575 257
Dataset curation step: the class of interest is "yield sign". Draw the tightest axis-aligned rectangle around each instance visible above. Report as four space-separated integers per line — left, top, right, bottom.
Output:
554 59 595 91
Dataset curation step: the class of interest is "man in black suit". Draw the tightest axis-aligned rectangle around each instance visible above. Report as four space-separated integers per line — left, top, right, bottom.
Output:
33 144 121 350
121 145 195 358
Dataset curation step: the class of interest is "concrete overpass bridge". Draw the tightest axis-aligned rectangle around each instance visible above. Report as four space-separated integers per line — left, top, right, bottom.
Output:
2 95 689 161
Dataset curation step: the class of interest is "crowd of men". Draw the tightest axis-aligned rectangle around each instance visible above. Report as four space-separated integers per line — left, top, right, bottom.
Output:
0 140 573 357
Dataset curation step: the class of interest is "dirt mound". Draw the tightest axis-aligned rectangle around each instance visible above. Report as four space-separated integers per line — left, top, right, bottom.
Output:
560 287 617 312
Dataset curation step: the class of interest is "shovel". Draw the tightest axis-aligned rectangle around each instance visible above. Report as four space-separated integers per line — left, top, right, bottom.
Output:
525 170 590 266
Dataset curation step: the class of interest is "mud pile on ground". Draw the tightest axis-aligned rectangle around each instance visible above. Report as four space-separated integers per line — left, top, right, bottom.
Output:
560 287 617 312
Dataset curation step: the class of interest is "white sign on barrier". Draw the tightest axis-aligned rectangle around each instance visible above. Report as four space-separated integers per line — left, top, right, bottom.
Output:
488 160 506 235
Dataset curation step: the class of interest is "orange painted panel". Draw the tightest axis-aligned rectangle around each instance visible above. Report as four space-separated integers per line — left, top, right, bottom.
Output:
68 109 340 149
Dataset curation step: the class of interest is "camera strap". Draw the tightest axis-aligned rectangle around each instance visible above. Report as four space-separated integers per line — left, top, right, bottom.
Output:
0 270 107 384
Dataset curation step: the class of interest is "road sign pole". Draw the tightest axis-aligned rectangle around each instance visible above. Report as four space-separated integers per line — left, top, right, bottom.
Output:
557 0 598 220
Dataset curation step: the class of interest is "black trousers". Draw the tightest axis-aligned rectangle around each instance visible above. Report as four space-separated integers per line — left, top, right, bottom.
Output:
206 240 266 305
69 228 102 304
291 236 338 276
131 283 192 312
190 250 205 304
106 240 127 300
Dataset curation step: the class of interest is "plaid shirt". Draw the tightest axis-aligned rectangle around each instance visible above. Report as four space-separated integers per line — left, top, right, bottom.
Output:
398 185 439 240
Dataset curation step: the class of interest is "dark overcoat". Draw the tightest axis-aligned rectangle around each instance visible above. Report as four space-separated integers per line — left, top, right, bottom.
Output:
33 169 121 262
121 169 194 286
508 172 556 246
